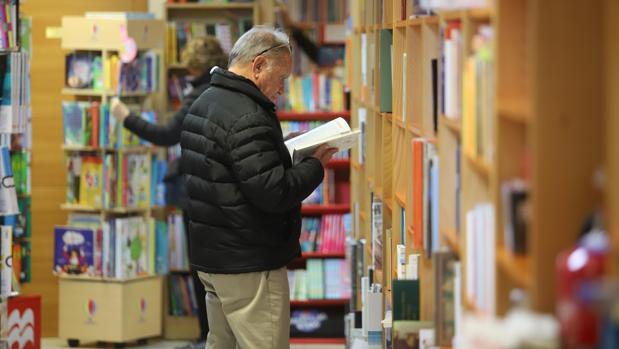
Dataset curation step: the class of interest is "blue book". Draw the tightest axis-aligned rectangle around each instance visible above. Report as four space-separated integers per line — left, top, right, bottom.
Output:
54 226 95 276
155 220 169 274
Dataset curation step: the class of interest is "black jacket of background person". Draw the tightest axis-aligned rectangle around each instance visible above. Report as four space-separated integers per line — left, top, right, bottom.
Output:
180 68 324 274
123 71 212 146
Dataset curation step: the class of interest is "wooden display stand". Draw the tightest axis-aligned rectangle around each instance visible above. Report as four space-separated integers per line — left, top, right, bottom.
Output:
58 276 162 347
57 15 166 347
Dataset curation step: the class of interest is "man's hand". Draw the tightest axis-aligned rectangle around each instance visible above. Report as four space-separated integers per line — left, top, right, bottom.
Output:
284 130 305 141
311 144 338 167
110 97 130 122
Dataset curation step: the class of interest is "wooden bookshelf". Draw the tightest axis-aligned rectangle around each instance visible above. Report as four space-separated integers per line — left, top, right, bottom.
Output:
277 111 350 121
348 0 615 344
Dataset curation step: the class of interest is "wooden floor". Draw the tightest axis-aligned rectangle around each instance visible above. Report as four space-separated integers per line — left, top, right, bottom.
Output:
42 338 344 349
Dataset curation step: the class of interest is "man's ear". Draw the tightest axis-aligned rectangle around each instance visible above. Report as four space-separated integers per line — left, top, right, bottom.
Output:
252 55 267 75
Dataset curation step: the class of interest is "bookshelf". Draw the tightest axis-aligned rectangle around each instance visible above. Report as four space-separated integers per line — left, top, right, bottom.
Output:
347 0 614 346
281 107 351 342
57 15 166 346
0 4 32 348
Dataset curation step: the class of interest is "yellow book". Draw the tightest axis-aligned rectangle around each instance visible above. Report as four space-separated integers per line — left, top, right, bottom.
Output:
79 156 103 208
103 56 111 90
5 4 13 48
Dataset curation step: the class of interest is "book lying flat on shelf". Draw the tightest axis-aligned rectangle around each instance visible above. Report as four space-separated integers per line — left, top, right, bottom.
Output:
284 117 360 164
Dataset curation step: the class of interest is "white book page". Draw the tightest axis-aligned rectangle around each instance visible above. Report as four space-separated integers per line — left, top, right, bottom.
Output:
284 117 351 158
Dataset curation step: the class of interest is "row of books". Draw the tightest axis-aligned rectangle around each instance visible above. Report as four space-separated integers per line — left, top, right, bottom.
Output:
62 101 157 149
0 0 18 50
65 51 160 93
166 20 251 64
53 213 187 279
0 52 30 134
65 152 165 209
283 0 347 24
462 25 494 163
167 274 198 317
288 258 350 301
303 169 351 205
299 213 351 254
279 73 346 113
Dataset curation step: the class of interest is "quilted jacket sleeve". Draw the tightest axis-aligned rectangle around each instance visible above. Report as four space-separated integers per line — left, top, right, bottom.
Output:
226 112 324 213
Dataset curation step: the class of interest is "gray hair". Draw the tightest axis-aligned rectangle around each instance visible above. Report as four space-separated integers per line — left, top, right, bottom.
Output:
228 26 291 67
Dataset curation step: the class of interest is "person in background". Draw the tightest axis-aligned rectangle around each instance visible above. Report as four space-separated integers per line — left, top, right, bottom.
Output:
275 4 341 68
110 35 228 346
179 26 337 348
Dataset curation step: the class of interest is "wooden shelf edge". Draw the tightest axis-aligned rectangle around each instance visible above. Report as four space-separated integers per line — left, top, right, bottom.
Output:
464 152 491 179
496 246 531 289
440 115 462 135
395 192 406 207
360 210 368 222
442 229 460 255
385 197 394 211
498 101 531 125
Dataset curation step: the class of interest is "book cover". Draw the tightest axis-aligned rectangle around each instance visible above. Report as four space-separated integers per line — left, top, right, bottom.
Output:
1 225 12 296
78 156 103 208
392 279 421 321
126 154 149 208
379 29 393 113
53 226 95 276
412 139 424 249
392 321 433 349
62 101 85 146
433 250 457 346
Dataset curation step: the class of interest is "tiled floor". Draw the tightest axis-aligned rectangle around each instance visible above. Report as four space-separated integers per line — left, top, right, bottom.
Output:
42 338 344 349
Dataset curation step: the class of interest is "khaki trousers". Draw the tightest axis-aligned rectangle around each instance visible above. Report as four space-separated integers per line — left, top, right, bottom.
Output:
197 268 290 349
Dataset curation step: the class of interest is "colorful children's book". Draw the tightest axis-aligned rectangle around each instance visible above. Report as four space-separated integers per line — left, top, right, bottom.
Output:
53 226 95 276
79 156 103 208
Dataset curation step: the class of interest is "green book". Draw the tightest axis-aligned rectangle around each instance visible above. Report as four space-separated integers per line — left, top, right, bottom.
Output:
379 29 393 112
392 279 420 320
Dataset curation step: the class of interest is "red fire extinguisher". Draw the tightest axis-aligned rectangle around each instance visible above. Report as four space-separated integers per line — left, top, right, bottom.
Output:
557 228 608 349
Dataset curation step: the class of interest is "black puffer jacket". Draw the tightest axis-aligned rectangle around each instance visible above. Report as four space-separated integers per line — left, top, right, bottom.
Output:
180 68 324 274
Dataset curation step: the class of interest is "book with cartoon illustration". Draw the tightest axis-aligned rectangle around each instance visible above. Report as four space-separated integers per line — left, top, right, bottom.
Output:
53 226 95 276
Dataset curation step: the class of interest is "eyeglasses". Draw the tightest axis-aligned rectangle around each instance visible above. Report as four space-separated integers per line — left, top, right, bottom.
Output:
254 43 292 60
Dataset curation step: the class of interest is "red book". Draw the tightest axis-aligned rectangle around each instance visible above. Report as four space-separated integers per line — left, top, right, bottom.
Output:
312 72 320 111
412 139 425 249
336 181 351 204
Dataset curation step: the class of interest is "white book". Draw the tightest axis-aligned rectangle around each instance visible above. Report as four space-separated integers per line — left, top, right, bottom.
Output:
358 108 367 165
1 225 12 297
465 209 475 302
285 117 360 163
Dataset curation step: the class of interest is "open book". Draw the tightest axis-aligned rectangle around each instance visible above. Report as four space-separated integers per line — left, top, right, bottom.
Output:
285 117 360 163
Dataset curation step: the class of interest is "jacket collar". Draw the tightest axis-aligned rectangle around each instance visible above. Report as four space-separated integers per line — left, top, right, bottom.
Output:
189 70 212 88
209 67 275 112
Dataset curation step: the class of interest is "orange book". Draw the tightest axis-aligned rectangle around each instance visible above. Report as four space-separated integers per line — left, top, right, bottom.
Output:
90 102 100 147
412 139 424 249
